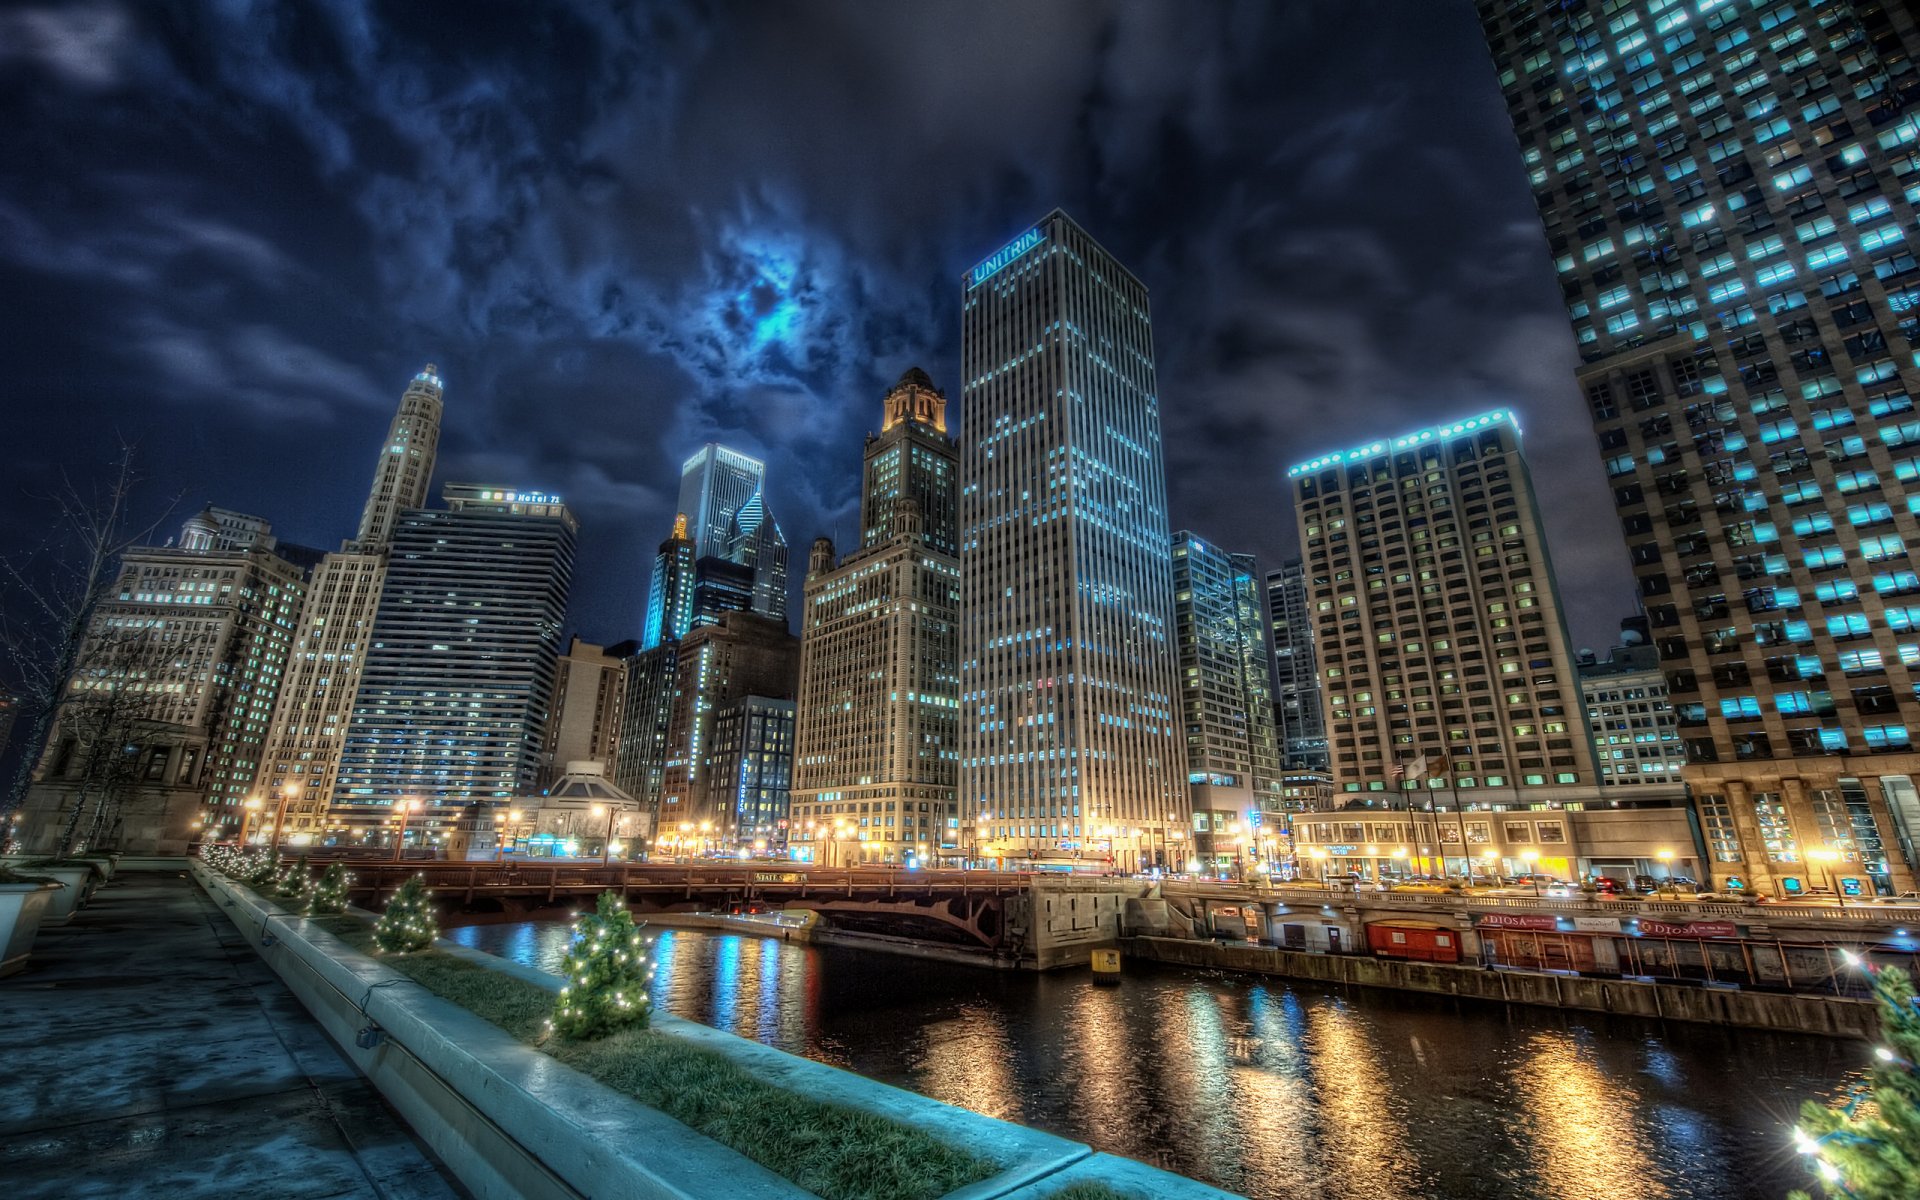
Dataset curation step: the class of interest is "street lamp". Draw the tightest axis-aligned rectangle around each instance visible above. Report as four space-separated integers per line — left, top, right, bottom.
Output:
268 780 302 858
1808 847 1845 908
1520 848 1541 897
1654 847 1675 891
391 799 417 862
591 803 619 865
1307 845 1329 884
1478 848 1498 888
240 796 265 845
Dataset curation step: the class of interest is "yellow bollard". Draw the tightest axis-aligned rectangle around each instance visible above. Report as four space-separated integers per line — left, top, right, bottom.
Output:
1090 947 1122 985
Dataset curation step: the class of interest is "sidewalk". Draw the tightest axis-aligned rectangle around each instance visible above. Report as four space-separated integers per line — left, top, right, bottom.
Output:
0 868 465 1200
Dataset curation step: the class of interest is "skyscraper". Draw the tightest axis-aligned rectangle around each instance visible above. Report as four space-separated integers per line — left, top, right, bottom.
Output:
959 210 1187 869
663 444 789 628
333 484 576 826
1479 1 1920 892
1171 533 1285 871
22 511 309 853
259 365 443 841
642 514 696 650
1266 559 1330 770
791 368 962 867
1288 410 1605 816
677 444 766 560
658 611 800 846
540 637 629 787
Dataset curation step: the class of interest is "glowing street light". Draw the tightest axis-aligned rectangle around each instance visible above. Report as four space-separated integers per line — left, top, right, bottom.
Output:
391 798 418 862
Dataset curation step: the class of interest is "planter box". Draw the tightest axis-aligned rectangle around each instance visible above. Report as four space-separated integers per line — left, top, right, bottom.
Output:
195 864 1239 1200
0 881 63 977
27 867 94 923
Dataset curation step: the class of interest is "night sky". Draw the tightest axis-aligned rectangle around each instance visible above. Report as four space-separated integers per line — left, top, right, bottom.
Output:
0 1 1638 653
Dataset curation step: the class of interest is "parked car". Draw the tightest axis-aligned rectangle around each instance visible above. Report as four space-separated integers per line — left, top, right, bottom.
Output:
1588 876 1625 896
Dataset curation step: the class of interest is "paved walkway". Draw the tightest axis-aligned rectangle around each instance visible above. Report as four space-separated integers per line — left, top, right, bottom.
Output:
0 869 465 1200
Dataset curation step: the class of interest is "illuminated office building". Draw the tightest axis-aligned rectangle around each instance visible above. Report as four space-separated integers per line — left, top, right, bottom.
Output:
1266 559 1330 771
1288 411 1604 811
641 515 696 650
675 444 787 627
791 369 962 867
1479 0 1920 891
259 365 443 841
333 485 576 826
959 210 1186 869
658 612 800 846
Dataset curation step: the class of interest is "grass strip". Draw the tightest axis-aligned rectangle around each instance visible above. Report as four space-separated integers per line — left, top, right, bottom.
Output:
308 914 995 1200
1045 1185 1143 1200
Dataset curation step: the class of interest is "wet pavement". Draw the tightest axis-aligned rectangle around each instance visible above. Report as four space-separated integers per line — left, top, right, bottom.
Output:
0 869 464 1200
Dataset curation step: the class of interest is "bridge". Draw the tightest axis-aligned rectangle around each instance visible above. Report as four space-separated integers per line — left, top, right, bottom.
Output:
314 857 1139 966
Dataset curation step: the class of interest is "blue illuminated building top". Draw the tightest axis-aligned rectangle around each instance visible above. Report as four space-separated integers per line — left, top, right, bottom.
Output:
1286 409 1520 478
968 228 1045 289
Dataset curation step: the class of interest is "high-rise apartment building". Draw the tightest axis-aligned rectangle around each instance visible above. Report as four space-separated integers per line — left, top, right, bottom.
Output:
1288 410 1605 807
540 637 630 786
261 366 443 840
1479 0 1920 892
22 511 309 853
959 210 1187 869
791 369 962 866
658 611 800 845
1171 532 1284 867
333 484 576 826
1266 559 1330 771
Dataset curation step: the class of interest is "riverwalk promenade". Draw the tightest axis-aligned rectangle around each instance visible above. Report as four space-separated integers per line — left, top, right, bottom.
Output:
0 869 463 1200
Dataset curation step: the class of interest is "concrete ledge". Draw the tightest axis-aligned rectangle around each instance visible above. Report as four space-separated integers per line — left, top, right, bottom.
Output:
995 1153 1243 1200
196 863 811 1200
430 939 1100 1198
1124 936 1878 1038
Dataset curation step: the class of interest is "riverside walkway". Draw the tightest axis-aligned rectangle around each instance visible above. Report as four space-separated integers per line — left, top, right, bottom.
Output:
0 869 463 1200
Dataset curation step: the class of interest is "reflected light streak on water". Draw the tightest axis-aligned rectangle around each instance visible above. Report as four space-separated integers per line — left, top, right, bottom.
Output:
446 921 1865 1200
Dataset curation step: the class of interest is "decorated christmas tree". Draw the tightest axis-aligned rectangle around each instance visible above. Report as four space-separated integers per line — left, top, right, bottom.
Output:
550 891 654 1040
1792 966 1920 1199
373 874 435 953
274 855 311 899
306 863 351 915
244 849 279 886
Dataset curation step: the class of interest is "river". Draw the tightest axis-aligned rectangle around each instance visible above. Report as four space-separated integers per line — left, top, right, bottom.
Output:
444 920 1863 1200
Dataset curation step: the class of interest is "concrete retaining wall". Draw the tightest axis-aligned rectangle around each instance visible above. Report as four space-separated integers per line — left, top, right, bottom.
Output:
1124 936 1878 1039
196 863 1240 1199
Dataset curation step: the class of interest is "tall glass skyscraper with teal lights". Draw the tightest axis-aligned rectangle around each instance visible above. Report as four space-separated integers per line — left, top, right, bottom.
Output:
959 210 1186 870
1479 0 1920 893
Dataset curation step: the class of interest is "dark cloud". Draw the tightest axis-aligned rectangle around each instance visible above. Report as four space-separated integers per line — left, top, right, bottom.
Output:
0 0 1636 651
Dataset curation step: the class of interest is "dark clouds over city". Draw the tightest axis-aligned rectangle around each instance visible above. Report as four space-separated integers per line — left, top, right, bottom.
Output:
0 1 1637 650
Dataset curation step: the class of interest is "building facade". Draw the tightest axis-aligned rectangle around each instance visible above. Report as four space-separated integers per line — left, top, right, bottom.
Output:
791 368 962 867
1579 636 1690 801
706 695 796 854
658 611 800 848
1266 559 1330 770
1289 410 1606 810
22 512 309 853
540 637 629 787
1172 532 1284 869
959 210 1188 869
613 642 681 813
1478 0 1920 892
260 365 444 841
332 484 576 829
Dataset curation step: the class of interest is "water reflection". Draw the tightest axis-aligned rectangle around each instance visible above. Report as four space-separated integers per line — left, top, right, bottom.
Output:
446 920 1864 1200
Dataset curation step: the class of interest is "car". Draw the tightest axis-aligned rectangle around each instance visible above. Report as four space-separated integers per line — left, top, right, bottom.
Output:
1587 876 1626 896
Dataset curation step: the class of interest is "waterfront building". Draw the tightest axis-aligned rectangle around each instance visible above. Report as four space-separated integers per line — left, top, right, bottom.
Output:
332 484 576 832
959 210 1187 869
540 637 630 787
1578 624 1690 802
1288 410 1606 822
21 511 309 852
658 611 800 849
1266 559 1330 770
1478 1 1920 893
517 761 648 859
791 369 962 867
260 366 444 842
1172 532 1284 870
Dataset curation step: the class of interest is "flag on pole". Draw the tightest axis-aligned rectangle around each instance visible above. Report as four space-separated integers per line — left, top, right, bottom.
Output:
1392 753 1428 783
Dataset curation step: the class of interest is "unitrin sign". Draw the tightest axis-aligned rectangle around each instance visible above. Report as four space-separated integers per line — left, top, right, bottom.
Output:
969 228 1044 288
